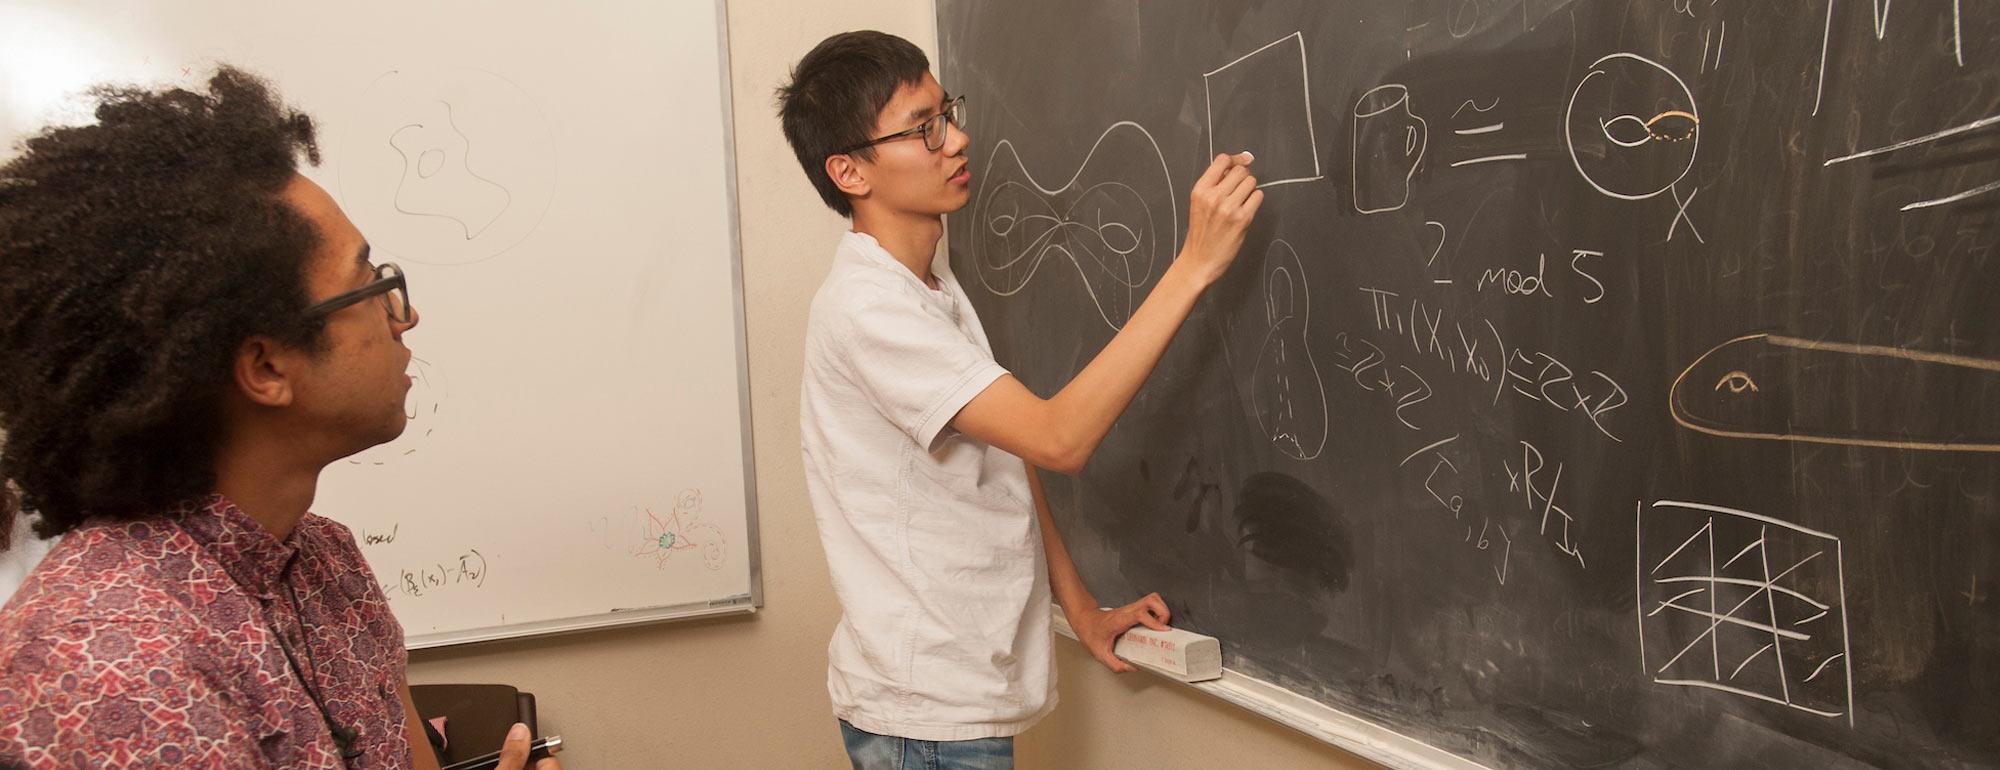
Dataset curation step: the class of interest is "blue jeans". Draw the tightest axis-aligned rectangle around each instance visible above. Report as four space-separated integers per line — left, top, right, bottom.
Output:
839 720 1015 770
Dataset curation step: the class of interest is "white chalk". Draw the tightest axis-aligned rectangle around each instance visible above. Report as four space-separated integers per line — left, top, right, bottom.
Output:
1113 625 1222 682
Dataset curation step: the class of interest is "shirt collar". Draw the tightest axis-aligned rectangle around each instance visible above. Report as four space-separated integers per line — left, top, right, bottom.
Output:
841 231 955 310
168 493 299 597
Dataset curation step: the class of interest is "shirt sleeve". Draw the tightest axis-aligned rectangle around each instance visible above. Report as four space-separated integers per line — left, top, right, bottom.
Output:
840 293 1009 451
0 621 273 769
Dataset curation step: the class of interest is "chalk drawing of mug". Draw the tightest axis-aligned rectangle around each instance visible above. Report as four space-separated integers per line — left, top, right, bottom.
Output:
1351 84 1428 214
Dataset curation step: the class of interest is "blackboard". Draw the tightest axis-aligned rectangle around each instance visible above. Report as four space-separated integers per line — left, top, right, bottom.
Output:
939 1 2000 766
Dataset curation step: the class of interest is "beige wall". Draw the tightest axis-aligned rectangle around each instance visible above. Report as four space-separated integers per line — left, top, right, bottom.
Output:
409 2 1377 767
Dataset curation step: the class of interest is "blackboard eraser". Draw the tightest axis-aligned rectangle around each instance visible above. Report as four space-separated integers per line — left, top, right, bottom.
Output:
1113 626 1222 682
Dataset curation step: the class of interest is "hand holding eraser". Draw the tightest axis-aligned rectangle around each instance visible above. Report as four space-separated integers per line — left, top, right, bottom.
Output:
1113 625 1223 682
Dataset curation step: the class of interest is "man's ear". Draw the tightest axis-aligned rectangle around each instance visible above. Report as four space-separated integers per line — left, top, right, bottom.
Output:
232 336 297 408
825 153 871 199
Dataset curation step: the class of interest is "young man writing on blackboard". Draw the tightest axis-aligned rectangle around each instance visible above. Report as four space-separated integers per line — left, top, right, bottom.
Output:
778 31 1262 768
0 69 555 770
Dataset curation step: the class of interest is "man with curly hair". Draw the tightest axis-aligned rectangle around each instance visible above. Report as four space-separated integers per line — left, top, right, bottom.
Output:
0 68 555 770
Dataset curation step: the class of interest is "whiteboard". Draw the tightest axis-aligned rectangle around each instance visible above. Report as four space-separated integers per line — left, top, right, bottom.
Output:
0 0 760 647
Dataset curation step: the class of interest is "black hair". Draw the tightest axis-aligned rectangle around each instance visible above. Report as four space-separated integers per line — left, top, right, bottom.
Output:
0 66 326 541
775 30 932 217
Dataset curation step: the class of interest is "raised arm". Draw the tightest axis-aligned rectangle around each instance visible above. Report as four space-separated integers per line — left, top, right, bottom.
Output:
951 153 1262 473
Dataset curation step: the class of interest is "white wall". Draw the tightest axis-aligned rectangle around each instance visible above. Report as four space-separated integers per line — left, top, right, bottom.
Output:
409 2 1381 767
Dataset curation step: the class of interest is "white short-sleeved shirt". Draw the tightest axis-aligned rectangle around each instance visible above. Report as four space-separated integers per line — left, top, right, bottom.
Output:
800 231 1055 741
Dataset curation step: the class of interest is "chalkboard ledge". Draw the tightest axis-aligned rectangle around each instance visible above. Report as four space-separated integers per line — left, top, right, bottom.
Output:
1050 608 1485 770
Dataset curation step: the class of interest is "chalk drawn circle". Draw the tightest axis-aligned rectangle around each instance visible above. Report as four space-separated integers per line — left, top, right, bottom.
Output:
337 68 557 266
343 355 450 469
1565 53 1699 201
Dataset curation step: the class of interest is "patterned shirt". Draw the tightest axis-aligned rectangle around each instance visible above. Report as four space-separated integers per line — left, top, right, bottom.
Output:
0 494 411 769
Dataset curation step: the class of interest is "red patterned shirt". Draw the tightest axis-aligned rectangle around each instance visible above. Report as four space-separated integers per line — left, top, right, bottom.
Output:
0 494 411 769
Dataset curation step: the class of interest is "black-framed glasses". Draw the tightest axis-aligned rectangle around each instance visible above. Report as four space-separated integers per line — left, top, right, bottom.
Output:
304 262 412 324
836 95 966 155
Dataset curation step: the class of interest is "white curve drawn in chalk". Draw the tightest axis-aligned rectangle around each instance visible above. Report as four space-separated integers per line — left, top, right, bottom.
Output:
1825 113 2000 166
1565 53 1700 201
971 122 1178 331
1249 239 1329 460
1449 153 1528 168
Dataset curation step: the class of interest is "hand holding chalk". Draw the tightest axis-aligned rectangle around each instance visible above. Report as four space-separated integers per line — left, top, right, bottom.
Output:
1178 151 1265 285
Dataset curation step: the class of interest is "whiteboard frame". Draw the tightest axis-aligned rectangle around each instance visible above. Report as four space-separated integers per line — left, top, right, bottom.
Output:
1050 610 1489 770
405 0 762 649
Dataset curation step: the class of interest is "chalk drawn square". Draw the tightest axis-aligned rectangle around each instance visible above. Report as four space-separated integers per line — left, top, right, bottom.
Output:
1203 32 1322 188
1637 501 1853 723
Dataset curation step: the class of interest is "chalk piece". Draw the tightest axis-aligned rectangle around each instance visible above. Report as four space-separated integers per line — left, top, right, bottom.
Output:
1113 625 1222 682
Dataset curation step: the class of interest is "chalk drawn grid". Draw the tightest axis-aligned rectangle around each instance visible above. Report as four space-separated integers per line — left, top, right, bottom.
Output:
1637 500 1854 724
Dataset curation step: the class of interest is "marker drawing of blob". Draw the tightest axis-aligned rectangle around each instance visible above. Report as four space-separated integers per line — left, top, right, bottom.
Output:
1249 240 1329 460
344 354 449 468
1565 53 1699 201
1352 83 1428 214
633 489 727 571
1670 334 2000 452
338 68 556 266
971 122 1177 330
390 101 511 240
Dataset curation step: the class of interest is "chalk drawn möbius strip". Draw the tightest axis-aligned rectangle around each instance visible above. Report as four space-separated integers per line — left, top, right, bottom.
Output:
1565 53 1699 201
338 67 557 266
1250 239 1329 460
1670 333 2000 452
1352 84 1427 214
1203 32 1324 188
1638 500 1853 723
969 122 1177 331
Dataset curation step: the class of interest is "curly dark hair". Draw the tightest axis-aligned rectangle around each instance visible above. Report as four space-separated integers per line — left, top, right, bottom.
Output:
0 66 328 542
776 30 932 217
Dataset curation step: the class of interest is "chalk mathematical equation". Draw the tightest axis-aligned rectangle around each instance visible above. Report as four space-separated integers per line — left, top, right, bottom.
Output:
1399 435 1513 586
1329 331 1435 432
1357 286 1629 442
